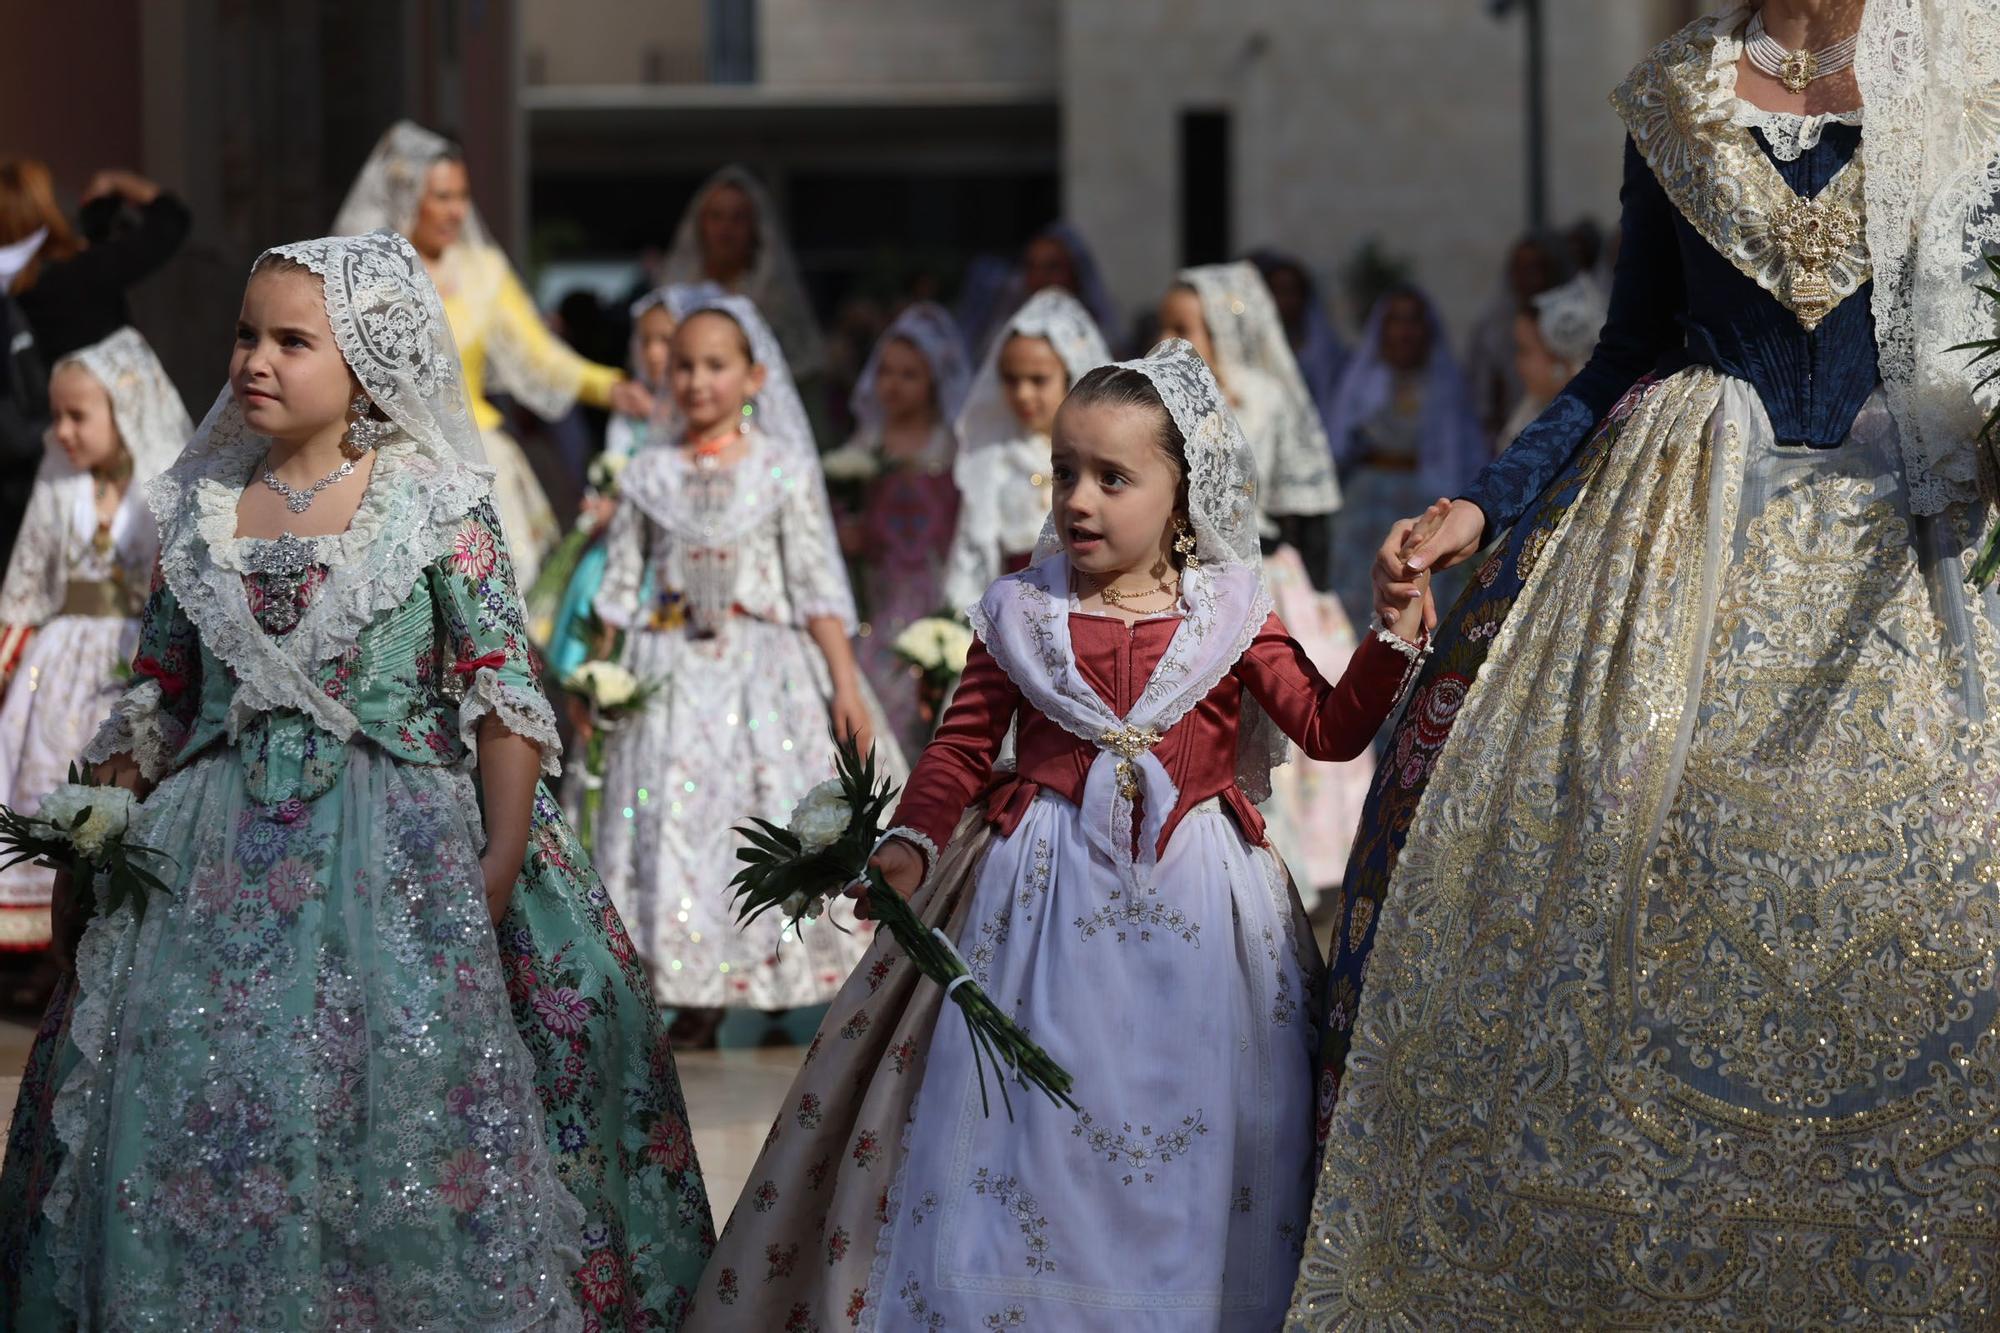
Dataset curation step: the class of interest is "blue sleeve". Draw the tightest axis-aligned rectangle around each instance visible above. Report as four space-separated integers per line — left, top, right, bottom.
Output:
1460 137 1686 538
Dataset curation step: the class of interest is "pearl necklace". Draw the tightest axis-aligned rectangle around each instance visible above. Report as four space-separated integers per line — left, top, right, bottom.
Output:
1745 10 1859 94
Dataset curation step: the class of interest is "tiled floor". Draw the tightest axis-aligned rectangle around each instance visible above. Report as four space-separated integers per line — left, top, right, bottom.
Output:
0 1015 799 1226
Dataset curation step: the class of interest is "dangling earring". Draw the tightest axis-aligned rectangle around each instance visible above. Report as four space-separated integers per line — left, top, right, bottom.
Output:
738 401 755 436
342 391 393 458
1172 516 1200 568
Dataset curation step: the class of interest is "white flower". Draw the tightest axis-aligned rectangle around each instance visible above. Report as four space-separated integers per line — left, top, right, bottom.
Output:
788 779 852 854
38 783 136 861
819 445 880 483
564 661 638 709
894 617 973 675
780 890 826 922
587 451 629 493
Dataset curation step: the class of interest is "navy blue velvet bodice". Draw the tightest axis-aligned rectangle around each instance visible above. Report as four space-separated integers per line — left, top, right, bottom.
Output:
1465 124 1876 536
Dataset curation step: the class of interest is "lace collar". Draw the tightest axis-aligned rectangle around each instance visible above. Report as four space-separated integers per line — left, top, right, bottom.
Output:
150 427 490 741
1727 99 1865 162
1612 7 1871 332
618 428 816 546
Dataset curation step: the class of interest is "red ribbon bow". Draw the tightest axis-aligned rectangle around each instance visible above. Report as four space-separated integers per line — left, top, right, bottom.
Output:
451 650 509 677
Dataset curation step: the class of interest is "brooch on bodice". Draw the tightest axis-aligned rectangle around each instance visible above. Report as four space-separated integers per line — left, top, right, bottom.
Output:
1098 723 1164 800
1771 196 1862 333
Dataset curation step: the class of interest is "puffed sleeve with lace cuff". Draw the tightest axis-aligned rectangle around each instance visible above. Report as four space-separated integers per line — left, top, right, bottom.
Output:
432 498 563 776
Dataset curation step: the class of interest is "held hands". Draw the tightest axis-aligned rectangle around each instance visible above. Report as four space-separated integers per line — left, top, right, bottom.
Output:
848 836 925 921
1373 496 1485 627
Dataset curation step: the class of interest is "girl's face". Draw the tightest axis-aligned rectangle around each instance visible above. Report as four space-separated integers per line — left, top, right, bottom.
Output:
873 337 935 425
635 305 678 389
1512 311 1570 402
1378 295 1433 374
409 158 471 259
1050 399 1181 579
1154 287 1216 368
48 363 125 473
997 334 1067 438
1021 235 1077 296
697 182 758 281
231 267 358 444
670 310 766 437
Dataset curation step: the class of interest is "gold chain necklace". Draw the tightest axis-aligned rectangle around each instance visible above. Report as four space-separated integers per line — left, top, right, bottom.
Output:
1095 573 1180 608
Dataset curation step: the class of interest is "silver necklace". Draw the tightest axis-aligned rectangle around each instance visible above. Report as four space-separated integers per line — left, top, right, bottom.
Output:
260 456 356 513
1746 11 1859 94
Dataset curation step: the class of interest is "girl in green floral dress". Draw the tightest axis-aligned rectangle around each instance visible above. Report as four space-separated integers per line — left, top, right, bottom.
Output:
0 231 711 1329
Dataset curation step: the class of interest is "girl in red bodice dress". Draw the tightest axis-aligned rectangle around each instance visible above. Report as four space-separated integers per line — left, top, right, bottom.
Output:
685 340 1435 1331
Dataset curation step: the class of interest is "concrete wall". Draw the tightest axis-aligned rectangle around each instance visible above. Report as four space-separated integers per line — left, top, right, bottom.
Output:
1061 0 1679 339
760 0 1059 90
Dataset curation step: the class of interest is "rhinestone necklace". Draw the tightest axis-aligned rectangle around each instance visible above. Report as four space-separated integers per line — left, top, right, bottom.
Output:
260 456 356 513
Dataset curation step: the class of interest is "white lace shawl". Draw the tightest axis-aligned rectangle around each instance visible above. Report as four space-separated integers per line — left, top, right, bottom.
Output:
970 555 1270 887
847 300 973 439
954 287 1111 457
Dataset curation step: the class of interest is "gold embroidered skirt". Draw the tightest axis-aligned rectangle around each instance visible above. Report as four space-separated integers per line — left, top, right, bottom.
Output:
1290 369 2000 1328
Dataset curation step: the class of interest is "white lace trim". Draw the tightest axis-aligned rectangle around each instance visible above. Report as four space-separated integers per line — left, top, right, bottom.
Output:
1369 615 1435 702
1853 0 2000 518
1726 98 1864 162
458 667 563 778
81 680 177 781
152 432 490 744
875 825 941 878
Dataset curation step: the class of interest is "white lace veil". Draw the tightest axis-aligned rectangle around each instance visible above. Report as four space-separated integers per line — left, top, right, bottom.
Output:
168 230 490 502
662 166 827 377
332 119 591 423
955 288 1111 452
1853 0 2000 515
50 327 191 484
655 291 815 451
1030 339 1289 801
1179 260 1342 518
847 300 972 441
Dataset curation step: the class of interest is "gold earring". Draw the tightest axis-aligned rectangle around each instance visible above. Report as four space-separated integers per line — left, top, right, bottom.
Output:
1173 517 1199 568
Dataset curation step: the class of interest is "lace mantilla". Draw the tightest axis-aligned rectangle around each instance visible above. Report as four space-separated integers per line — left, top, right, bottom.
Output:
1179 261 1342 519
150 232 495 741
956 288 1110 457
1727 97 1865 161
1854 0 2000 516
661 165 827 376
1612 10 1871 334
849 301 971 439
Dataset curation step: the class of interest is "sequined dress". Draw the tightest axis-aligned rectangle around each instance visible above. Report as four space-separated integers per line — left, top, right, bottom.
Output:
593 430 908 1009
1292 13 2000 1326
0 444 712 1328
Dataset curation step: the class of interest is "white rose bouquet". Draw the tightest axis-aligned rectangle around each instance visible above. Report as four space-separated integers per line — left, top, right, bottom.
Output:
527 451 634 642
892 615 973 729
562 661 661 845
817 444 881 484
0 763 174 926
731 731 1077 1118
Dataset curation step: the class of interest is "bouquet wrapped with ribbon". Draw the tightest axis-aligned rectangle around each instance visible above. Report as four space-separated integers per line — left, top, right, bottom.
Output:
731 732 1077 1117
0 764 174 929
562 660 659 846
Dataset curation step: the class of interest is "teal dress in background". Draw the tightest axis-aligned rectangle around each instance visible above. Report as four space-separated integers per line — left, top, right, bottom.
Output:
0 450 713 1328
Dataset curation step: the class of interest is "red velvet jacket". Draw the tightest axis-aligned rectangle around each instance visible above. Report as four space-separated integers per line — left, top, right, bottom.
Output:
890 611 1418 859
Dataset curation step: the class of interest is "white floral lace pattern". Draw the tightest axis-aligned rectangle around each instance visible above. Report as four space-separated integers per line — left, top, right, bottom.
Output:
459 666 563 777
1727 97 1864 161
